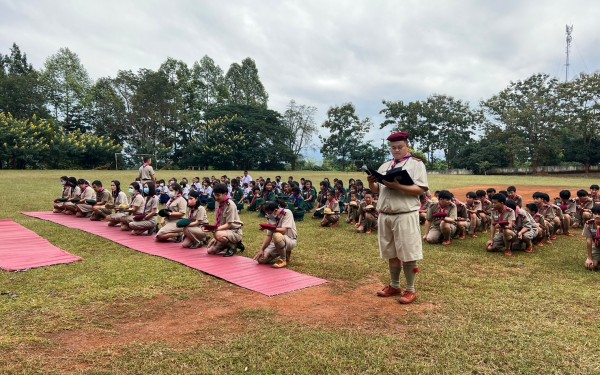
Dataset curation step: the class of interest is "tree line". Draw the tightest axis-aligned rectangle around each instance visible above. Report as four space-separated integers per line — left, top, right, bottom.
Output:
1 42 599 172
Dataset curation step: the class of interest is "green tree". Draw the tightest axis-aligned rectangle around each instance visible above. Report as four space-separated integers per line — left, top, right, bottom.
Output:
0 43 47 119
41 47 92 132
481 73 561 170
225 57 268 107
380 94 480 168
192 55 229 110
320 103 372 171
558 73 600 172
282 99 318 170
86 77 127 144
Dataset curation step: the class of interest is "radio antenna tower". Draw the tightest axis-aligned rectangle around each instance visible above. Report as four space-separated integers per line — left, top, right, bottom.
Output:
565 24 573 82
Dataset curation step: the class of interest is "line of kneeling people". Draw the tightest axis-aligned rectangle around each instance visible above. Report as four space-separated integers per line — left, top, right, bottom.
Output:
52 177 297 268
419 185 600 270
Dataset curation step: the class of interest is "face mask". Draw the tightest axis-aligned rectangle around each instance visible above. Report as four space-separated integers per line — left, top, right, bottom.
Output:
129 188 134 195
168 191 175 198
160 183 164 187
61 180 66 185
143 188 149 194
266 214 276 220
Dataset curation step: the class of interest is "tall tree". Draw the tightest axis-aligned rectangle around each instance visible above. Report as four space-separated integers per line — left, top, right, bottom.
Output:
86 77 127 144
320 103 372 171
192 55 228 111
558 73 600 172
481 73 561 170
0 43 47 119
225 57 268 107
282 99 317 170
41 47 92 132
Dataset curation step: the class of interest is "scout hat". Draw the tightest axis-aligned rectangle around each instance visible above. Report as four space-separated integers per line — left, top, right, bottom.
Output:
387 132 410 142
176 218 192 228
323 207 334 215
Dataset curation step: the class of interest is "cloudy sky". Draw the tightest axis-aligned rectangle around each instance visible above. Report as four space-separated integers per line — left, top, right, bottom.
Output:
2 0 599 160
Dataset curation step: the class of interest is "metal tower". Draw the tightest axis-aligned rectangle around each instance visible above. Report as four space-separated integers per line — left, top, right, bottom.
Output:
565 24 573 82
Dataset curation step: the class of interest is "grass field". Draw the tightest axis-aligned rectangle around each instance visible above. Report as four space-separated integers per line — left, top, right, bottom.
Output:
1 170 599 374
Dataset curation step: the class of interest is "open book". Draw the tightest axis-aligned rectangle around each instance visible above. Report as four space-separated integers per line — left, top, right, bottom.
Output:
362 165 414 186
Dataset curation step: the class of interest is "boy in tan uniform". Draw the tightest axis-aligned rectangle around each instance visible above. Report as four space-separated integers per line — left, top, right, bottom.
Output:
465 192 481 238
254 201 298 268
320 191 340 227
423 190 457 246
486 193 516 256
138 156 156 186
582 204 600 271
369 132 428 304
206 183 245 257
356 191 378 233
90 180 114 221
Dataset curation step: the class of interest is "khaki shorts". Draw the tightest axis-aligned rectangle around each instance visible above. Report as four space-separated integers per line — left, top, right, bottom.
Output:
157 220 183 236
426 225 457 243
264 235 297 258
378 211 423 262
183 226 210 243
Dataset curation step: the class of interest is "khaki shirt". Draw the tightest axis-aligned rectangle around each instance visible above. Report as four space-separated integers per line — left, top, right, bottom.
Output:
268 208 297 239
96 189 113 205
138 164 155 181
491 207 516 224
130 194 145 214
426 202 457 229
189 205 208 224
582 220 600 251
115 191 128 206
142 196 159 215
71 186 81 198
217 199 243 229
376 157 428 213
166 196 187 221
80 186 95 200
514 208 535 231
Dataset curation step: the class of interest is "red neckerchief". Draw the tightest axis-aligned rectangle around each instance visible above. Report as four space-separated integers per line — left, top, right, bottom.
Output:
166 194 182 208
143 162 149 167
327 199 337 210
273 209 286 228
388 153 412 171
216 199 229 225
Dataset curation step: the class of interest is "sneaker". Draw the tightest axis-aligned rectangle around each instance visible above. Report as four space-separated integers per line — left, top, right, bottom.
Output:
376 285 402 297
398 291 417 304
471 233 478 238
504 249 513 256
459 234 466 240
524 245 534 253
442 240 452 246
272 259 287 268
564 232 574 237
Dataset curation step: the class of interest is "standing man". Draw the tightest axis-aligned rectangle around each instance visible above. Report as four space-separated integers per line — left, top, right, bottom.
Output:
241 170 253 186
368 132 428 304
138 156 156 187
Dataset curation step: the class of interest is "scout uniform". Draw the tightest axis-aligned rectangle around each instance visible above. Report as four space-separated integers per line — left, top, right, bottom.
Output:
207 199 244 253
320 198 340 227
75 184 96 217
511 208 538 250
261 208 298 263
53 181 73 213
182 204 209 248
453 199 469 239
357 202 378 233
118 193 145 230
156 194 188 237
347 198 360 224
582 219 600 268
91 187 114 220
289 193 305 222
489 206 516 252
312 189 329 219
466 198 482 236
128 195 159 235
302 185 317 212
62 185 82 214
138 162 155 185
574 197 593 227
424 201 458 243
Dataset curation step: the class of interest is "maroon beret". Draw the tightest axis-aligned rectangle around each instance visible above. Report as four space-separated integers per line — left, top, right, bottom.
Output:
387 132 410 142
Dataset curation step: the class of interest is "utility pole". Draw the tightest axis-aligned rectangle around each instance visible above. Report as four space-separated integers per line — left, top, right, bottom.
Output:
565 24 573 82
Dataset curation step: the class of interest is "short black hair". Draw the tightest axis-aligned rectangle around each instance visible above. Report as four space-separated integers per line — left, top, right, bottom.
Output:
213 183 228 194
491 193 506 203
525 203 538 213
592 204 600 215
486 188 496 194
264 201 279 212
559 190 571 199
476 190 487 198
505 199 517 211
92 180 102 187
438 190 453 200
466 192 477 199
131 182 141 192
170 183 182 193
590 184 600 190
577 189 589 198
507 186 517 193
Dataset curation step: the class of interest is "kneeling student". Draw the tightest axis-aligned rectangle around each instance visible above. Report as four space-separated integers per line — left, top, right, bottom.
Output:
155 183 187 242
486 193 516 256
423 190 457 246
127 182 159 235
181 190 210 248
254 201 298 268
206 183 245 257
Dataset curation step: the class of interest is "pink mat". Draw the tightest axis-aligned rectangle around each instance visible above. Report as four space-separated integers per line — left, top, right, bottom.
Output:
0 219 83 271
22 212 327 296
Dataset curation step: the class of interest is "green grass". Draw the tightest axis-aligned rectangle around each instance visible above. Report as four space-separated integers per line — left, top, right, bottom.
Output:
1 170 599 374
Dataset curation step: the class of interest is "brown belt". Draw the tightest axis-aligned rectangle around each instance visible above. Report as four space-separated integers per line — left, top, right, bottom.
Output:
379 211 414 215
